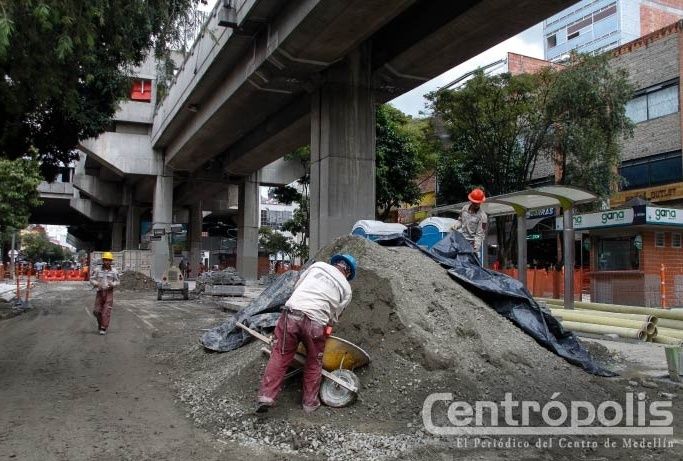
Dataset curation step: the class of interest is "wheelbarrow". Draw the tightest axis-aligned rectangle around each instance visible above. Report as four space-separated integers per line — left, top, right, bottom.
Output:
236 322 370 407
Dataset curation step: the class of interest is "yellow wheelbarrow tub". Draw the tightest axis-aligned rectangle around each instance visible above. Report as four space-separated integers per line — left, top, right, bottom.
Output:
297 335 370 371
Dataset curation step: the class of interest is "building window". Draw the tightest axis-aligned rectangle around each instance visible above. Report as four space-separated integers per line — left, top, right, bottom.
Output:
620 151 683 190
567 31 580 40
673 233 682 248
130 79 152 102
597 236 640 271
547 34 557 48
260 209 293 230
655 232 665 248
626 82 679 123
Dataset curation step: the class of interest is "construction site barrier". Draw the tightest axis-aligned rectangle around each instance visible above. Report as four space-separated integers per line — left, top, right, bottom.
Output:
39 269 86 282
495 267 588 299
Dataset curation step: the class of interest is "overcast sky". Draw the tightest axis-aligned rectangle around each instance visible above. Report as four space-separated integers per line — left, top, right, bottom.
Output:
390 22 545 117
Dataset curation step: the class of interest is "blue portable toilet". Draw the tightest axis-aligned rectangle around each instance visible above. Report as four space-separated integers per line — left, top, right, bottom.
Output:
351 220 407 242
417 217 457 249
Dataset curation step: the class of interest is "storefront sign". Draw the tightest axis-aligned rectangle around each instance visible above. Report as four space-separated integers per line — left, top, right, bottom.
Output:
555 208 634 230
611 182 683 207
645 206 683 225
527 207 555 218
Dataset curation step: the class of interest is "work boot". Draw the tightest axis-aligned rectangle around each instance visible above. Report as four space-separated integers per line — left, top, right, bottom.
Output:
302 403 320 414
254 402 270 414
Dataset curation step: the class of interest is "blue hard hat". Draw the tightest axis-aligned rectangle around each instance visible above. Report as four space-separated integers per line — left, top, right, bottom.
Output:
330 253 357 281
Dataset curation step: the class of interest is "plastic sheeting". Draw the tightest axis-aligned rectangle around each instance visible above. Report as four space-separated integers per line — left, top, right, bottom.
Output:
200 271 299 352
407 232 614 377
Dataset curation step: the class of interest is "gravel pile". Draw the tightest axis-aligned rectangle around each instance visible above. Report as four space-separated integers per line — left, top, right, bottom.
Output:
119 271 156 291
171 236 622 459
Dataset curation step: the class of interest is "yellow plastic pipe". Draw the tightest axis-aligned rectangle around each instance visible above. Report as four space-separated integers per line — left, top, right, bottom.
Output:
656 327 683 340
657 318 683 330
539 298 683 322
654 335 683 346
560 320 647 341
551 309 654 335
549 308 655 327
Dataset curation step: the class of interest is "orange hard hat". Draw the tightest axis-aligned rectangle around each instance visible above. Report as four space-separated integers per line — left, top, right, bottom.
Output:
468 188 486 204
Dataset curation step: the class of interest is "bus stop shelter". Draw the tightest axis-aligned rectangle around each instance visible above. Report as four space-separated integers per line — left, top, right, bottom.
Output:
430 186 598 308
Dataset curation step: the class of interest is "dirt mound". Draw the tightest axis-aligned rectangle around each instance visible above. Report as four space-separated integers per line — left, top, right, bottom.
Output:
175 236 623 459
119 271 156 291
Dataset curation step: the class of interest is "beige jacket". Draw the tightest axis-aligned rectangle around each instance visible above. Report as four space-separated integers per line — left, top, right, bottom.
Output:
285 262 352 326
90 266 120 291
453 204 488 251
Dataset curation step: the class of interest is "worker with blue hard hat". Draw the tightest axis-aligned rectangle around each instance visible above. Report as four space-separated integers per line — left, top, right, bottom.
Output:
256 253 357 414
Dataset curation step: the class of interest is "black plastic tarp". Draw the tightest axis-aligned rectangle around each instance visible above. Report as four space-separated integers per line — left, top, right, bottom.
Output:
407 232 614 377
200 271 299 352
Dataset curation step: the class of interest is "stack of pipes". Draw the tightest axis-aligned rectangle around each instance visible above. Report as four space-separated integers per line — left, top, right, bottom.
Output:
539 298 683 346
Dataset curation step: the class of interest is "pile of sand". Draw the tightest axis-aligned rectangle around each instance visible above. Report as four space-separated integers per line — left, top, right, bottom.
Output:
119 271 156 291
172 236 623 458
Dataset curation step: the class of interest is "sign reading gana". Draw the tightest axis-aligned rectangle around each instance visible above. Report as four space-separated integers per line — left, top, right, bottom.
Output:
555 209 634 230
646 207 683 225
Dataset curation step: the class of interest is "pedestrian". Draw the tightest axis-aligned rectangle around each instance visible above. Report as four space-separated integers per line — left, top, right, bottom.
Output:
452 188 488 260
256 253 357 414
90 252 120 335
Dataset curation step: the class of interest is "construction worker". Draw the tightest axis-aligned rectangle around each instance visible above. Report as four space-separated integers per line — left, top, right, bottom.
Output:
452 188 488 260
90 252 120 335
256 253 357 414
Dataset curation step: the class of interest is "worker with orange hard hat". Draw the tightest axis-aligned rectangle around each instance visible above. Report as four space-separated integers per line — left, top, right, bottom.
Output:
90 251 120 335
452 188 488 258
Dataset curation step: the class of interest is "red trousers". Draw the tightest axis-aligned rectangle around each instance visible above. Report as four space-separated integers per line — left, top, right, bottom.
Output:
258 311 326 411
94 289 114 330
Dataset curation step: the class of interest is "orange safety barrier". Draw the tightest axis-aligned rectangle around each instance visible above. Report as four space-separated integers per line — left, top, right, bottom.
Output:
494 267 587 299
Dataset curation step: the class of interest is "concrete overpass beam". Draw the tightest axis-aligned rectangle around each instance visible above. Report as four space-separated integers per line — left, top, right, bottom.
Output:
236 173 259 280
151 170 174 280
310 44 375 252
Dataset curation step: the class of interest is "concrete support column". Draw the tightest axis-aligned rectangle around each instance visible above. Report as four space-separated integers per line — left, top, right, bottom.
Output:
111 222 124 252
563 209 575 309
309 44 375 253
151 172 173 280
236 173 259 280
189 202 203 279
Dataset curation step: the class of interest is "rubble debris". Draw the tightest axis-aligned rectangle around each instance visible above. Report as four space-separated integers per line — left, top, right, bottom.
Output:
198 268 245 286
119 271 156 291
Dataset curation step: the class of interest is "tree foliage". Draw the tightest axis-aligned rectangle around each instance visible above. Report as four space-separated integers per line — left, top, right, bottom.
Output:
541 53 633 196
0 0 198 179
375 104 423 220
21 231 70 262
258 227 292 259
0 158 43 234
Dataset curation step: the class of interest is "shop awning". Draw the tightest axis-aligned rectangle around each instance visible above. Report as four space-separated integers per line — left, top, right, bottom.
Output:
430 186 599 308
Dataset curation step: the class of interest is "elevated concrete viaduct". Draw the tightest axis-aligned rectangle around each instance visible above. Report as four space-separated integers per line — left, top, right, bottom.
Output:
147 0 576 277
33 1 577 280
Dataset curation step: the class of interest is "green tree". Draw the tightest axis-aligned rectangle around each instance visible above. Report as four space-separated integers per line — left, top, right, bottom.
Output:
0 0 197 179
541 52 634 197
21 231 67 262
0 158 43 235
428 55 633 264
375 104 422 220
258 227 292 260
